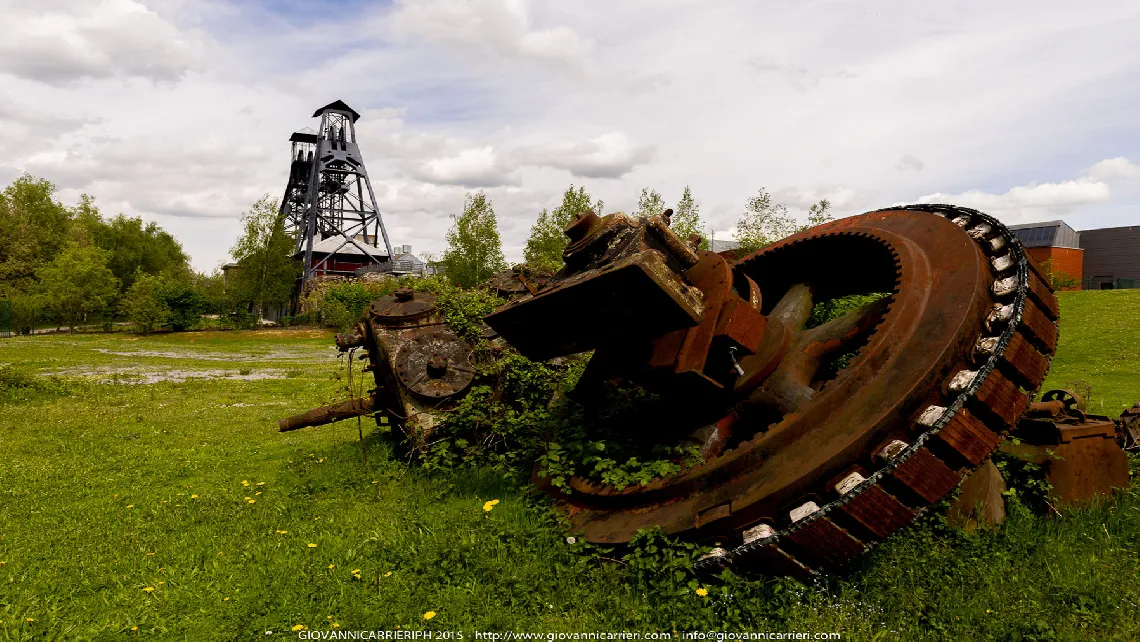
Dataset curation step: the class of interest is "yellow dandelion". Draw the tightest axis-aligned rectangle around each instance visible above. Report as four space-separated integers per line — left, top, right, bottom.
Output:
308 543 317 548
482 501 495 512
242 480 250 487
132 626 138 631
491 499 500 506
292 624 306 631
332 623 341 629
384 571 393 577
125 504 134 509
318 458 325 463
224 597 230 601
255 491 262 496
217 552 223 556
276 530 288 535
158 581 165 585
244 496 251 501
328 564 335 569
256 482 266 486
695 587 708 597
328 616 334 621
142 587 155 593
352 568 361 574
248 499 256 504
26 618 35 623
423 611 436 620
190 494 199 499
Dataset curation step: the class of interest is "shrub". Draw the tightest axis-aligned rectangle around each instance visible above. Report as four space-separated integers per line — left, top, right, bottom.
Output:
119 273 171 333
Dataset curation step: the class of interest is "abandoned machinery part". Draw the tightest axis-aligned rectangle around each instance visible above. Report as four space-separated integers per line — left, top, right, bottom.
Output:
485 204 1061 580
278 286 477 437
1004 390 1132 506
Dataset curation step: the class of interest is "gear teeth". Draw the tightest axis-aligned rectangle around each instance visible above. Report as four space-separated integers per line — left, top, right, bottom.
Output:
875 439 910 463
1019 299 1059 351
998 331 1052 390
715 205 1059 579
972 371 1030 428
782 517 865 571
790 501 820 522
734 541 813 581
991 253 1016 273
993 276 1019 297
967 223 992 240
1027 271 1060 320
742 523 776 544
917 405 947 427
889 447 963 503
835 484 915 539
933 407 1002 466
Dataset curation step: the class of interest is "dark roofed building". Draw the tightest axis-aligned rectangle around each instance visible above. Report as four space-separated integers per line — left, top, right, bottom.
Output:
1079 225 1140 290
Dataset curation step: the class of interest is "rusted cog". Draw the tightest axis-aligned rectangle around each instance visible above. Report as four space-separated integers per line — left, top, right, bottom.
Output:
559 208 1057 577
394 331 476 399
369 289 437 324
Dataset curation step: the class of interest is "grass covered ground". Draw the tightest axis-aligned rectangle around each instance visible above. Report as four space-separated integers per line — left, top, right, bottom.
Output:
0 291 1138 639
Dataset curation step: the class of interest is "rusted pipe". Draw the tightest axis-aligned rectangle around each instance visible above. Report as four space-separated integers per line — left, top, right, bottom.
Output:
278 396 377 432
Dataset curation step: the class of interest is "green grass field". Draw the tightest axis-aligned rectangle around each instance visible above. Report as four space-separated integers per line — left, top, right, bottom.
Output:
1 292 1138 640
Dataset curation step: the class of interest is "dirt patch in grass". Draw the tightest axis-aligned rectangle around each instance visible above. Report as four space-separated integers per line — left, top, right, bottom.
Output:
45 366 288 384
91 347 334 362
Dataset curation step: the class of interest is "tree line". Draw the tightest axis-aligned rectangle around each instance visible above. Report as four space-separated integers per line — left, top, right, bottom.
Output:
0 175 297 334
442 184 832 286
0 172 831 334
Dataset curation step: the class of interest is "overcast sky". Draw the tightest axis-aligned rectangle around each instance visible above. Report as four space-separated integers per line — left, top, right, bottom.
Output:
3 0 1139 272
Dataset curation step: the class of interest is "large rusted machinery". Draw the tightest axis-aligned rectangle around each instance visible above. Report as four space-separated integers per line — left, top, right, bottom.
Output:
279 286 477 446
279 204 1135 579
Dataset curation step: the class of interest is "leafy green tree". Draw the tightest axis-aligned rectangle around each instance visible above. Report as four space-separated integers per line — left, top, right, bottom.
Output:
670 185 708 250
634 188 666 219
229 195 299 319
442 192 506 288
120 272 172 333
74 199 191 289
734 189 834 253
162 279 206 331
35 243 120 333
523 185 603 272
806 198 833 228
0 175 72 295
120 271 207 333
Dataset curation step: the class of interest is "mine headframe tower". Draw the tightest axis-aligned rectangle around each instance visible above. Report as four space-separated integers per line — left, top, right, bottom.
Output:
282 100 394 289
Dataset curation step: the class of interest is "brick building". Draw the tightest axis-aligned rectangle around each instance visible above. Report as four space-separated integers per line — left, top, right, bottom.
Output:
1008 221 1083 289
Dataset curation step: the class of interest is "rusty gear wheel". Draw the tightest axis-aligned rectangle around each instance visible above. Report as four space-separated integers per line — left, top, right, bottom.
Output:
552 206 1059 578
394 330 476 399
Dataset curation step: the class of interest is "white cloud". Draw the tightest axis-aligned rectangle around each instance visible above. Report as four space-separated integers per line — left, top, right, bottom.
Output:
413 146 520 187
4 0 1140 271
914 157 1140 224
1081 156 1140 182
897 155 924 172
0 0 203 85
517 133 654 179
389 0 592 69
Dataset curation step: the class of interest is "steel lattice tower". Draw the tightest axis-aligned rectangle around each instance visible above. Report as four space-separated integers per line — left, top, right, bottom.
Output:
281 100 394 288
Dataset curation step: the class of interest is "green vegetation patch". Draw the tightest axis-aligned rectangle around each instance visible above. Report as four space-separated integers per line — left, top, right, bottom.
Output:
0 292 1137 638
